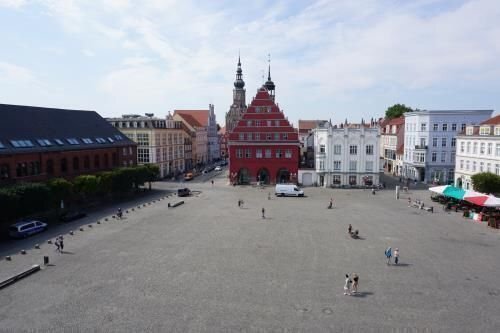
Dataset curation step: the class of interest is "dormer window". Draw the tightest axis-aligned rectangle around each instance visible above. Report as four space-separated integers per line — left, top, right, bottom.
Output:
66 138 80 145
36 139 52 146
479 126 490 135
10 140 34 148
115 135 123 140
54 139 64 145
108 137 114 143
95 138 106 143
495 126 500 136
82 138 94 144
466 127 473 135
0 141 5 149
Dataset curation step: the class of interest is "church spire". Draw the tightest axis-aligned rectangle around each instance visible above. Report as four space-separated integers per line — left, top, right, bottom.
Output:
234 54 245 89
264 53 275 100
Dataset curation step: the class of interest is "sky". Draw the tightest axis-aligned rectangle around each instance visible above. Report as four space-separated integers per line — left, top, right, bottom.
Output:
1 0 499 127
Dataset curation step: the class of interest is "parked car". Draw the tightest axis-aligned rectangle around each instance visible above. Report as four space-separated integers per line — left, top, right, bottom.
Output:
9 220 48 239
184 172 194 181
214 166 222 171
60 211 87 223
177 188 191 197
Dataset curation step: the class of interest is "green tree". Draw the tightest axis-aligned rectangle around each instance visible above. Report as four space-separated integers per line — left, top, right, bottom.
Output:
47 178 73 206
73 175 100 199
385 104 413 119
471 172 500 194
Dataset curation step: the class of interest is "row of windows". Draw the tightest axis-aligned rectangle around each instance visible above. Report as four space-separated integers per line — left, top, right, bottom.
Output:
430 137 457 147
0 153 120 180
253 106 273 113
319 144 374 155
0 135 124 150
238 133 290 141
467 126 500 136
407 123 466 132
235 148 293 159
128 132 186 146
244 120 283 127
430 151 456 163
459 141 500 156
330 175 374 185
318 160 374 172
459 160 500 175
112 120 176 129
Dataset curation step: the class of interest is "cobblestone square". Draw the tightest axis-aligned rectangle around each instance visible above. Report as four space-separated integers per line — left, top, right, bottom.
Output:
1 174 499 332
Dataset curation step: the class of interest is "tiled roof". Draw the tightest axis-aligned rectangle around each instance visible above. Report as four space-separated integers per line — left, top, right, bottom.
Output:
0 103 135 155
175 113 203 128
480 115 500 125
298 120 326 133
174 110 209 127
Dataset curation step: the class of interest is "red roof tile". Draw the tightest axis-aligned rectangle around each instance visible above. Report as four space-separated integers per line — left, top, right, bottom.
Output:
175 113 202 128
174 110 209 127
480 115 500 125
298 120 326 133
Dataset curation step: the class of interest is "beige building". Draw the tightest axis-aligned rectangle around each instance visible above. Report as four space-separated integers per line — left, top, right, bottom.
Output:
173 111 208 168
108 113 186 178
455 115 500 189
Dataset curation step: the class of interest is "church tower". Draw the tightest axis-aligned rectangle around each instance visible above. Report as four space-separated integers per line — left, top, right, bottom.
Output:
225 56 247 132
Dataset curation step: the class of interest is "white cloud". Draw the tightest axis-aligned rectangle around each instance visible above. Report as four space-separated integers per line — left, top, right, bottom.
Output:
82 49 95 57
0 61 37 83
0 0 26 8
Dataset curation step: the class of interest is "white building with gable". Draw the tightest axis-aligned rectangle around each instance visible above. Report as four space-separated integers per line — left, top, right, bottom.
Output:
299 120 381 187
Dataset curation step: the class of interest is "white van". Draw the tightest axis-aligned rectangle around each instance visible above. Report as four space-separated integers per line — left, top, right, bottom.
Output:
275 184 304 197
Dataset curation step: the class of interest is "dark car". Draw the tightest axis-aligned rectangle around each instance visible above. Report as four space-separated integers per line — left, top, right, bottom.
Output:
60 211 87 223
177 188 191 197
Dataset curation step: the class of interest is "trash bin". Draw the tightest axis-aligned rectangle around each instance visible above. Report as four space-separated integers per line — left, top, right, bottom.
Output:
43 256 49 265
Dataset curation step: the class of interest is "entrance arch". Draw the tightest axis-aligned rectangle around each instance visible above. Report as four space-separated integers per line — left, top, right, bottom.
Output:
276 168 290 184
237 168 251 185
257 168 270 184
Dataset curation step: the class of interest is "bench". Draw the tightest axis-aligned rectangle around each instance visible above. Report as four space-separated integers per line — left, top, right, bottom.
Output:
423 206 434 213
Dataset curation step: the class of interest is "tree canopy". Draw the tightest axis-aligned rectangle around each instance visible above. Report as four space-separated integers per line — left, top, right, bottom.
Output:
471 172 500 195
385 104 413 119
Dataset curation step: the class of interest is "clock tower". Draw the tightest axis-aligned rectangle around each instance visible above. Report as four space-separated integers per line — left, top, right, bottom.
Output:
225 56 247 132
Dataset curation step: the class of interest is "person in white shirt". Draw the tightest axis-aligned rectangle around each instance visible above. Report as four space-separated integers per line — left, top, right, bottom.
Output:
344 274 352 295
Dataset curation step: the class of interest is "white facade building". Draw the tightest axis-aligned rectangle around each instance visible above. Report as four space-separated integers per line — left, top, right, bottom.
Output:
403 110 492 184
301 122 381 187
455 115 500 189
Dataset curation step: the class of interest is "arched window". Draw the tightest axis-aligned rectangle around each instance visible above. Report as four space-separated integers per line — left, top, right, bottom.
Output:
94 155 100 168
60 158 68 173
84 156 90 169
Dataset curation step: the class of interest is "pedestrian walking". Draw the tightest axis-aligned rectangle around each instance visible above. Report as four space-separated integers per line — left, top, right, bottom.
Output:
54 237 61 252
348 224 352 235
211 180 214 186
385 246 392 265
394 248 399 265
261 207 266 219
344 274 352 296
268 192 271 200
328 198 333 209
59 235 64 253
352 273 359 294
238 199 242 208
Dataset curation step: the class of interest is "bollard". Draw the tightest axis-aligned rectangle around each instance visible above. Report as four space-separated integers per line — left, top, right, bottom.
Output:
43 256 49 265
132 208 135 211
97 220 101 224
79 227 84 232
47 240 52 244
105 218 108 221
126 210 129 214
88 224 92 228
5 255 12 261
69 231 74 235
168 203 171 208
20 250 26 255
112 215 116 219
35 244 40 249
